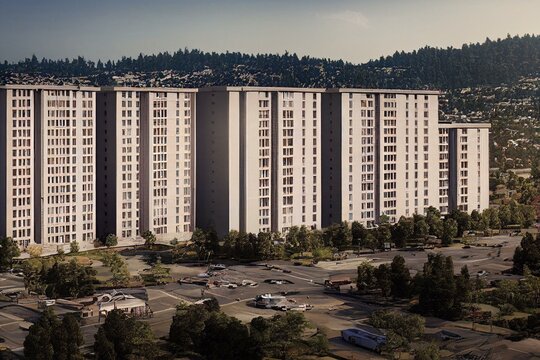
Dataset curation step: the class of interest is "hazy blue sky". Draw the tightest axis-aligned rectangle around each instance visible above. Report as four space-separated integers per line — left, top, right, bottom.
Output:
2 0 540 64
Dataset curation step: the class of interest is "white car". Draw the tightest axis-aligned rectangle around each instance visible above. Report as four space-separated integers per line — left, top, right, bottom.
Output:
477 270 488 277
210 264 227 271
241 280 258 287
217 282 237 289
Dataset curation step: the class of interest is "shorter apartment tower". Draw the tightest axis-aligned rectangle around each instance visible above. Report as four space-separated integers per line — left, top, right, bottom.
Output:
196 87 322 236
322 89 441 227
0 85 98 249
441 122 490 213
97 87 196 244
322 88 490 228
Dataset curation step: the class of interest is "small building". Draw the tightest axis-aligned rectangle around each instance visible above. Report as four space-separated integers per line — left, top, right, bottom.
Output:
98 297 151 318
254 294 287 309
341 327 386 353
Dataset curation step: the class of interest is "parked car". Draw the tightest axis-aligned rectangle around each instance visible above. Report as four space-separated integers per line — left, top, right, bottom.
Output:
209 264 227 271
241 280 258 287
264 279 294 285
476 270 488 277
8 268 23 277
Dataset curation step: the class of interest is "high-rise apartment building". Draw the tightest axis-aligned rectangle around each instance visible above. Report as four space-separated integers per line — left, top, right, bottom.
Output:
0 85 98 249
97 87 196 243
196 87 322 236
0 85 490 251
322 89 490 228
441 122 490 213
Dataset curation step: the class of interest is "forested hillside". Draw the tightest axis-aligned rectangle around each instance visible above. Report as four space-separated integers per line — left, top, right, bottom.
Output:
1 34 540 90
365 34 540 89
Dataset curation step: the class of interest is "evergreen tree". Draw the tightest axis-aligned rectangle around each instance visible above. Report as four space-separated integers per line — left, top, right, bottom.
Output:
169 303 210 351
24 309 83 360
357 262 376 291
390 255 412 298
375 264 392 297
51 315 84 360
417 254 460 319
24 308 57 360
199 312 260 360
513 233 540 275
103 234 118 248
323 222 352 249
392 217 414 248
142 230 156 248
441 218 458 246
95 309 156 360
0 237 20 270
351 221 367 247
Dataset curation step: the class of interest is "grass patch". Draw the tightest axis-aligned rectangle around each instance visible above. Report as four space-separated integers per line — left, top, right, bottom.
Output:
139 274 175 286
293 259 315 266
66 256 94 266
290 252 314 260
501 312 530 321
312 247 334 261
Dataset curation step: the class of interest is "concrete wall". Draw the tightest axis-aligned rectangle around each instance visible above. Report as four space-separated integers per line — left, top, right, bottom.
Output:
196 90 231 236
96 91 118 240
321 92 342 227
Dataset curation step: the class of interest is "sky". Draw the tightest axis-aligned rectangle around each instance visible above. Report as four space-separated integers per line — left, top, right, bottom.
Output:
1 0 540 64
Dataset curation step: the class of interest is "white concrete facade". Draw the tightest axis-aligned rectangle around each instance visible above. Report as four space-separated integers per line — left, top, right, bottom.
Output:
0 85 98 249
441 122 491 213
97 87 196 244
322 89 491 228
0 85 491 251
196 87 322 236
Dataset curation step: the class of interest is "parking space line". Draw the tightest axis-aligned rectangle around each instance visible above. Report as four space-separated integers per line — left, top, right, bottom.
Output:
0 312 23 321
0 321 20 327
150 289 189 303
220 297 254 307
152 307 177 315
281 273 320 284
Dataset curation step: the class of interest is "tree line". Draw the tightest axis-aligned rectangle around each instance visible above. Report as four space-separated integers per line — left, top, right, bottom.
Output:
2 34 540 89
21 258 96 299
187 206 536 262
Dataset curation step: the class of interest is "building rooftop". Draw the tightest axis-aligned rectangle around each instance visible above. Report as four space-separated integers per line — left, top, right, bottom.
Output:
439 122 491 129
199 86 443 94
1 84 443 95
198 86 327 93
326 88 442 95
100 86 198 93
0 84 99 91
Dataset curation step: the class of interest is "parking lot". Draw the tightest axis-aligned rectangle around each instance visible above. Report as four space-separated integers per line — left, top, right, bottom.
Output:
317 234 523 282
0 234 532 358
144 261 382 358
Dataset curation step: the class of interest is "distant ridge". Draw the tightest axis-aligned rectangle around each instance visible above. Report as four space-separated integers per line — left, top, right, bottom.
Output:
1 34 539 89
